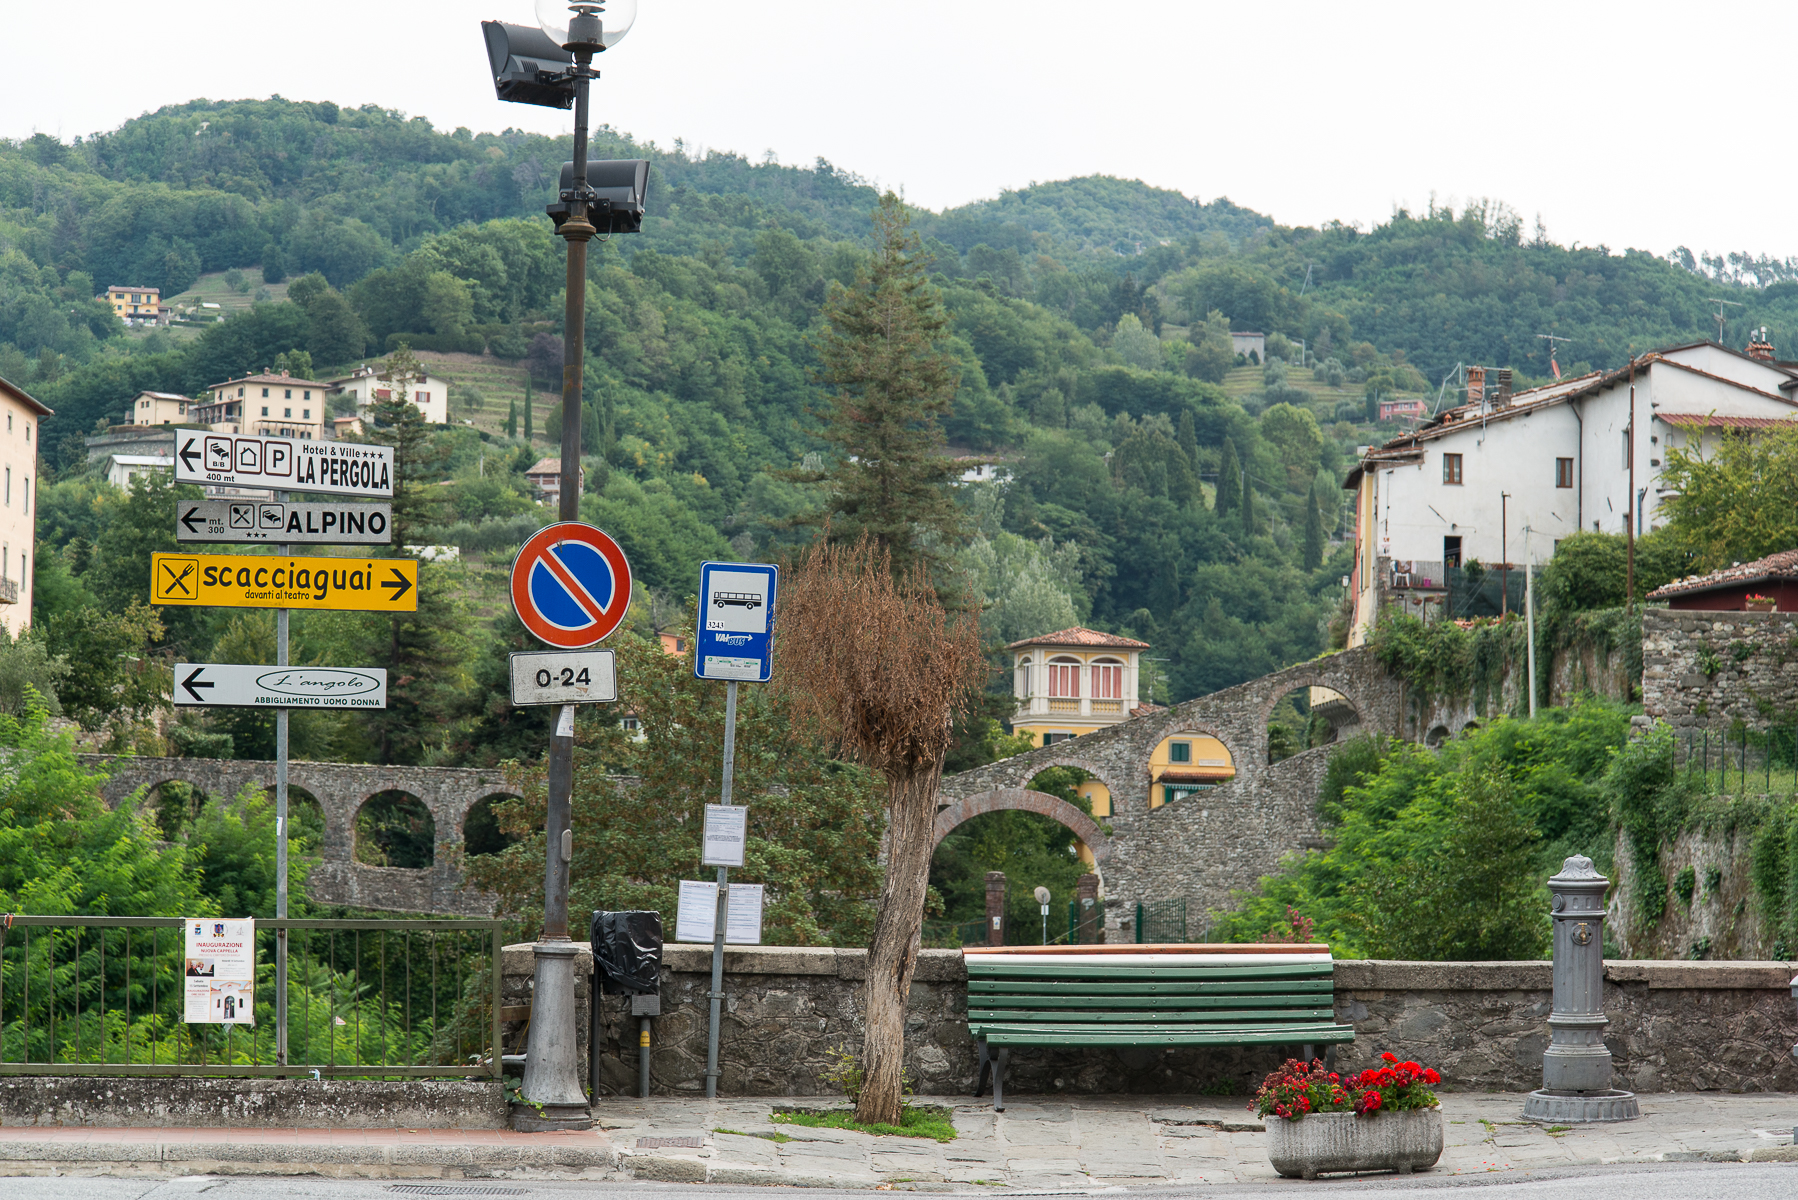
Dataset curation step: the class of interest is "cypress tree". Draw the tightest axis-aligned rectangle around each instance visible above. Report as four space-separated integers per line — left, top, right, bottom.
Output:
1216 436 1241 515
1240 468 1256 538
523 379 533 442
1177 409 1199 472
1303 480 1325 569
504 396 518 438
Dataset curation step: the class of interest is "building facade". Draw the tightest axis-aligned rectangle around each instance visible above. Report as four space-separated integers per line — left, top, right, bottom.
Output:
1647 549 1798 612
0 377 50 635
1343 341 1798 645
99 286 165 325
326 365 449 426
1009 626 1152 749
1229 331 1266 361
193 372 331 439
128 391 195 425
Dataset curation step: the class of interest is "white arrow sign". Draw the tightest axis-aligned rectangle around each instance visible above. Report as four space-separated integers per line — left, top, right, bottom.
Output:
176 500 394 545
509 650 617 706
174 664 389 708
174 433 394 499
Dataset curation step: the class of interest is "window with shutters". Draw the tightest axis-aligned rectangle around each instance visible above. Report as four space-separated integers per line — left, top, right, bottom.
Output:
1047 656 1080 698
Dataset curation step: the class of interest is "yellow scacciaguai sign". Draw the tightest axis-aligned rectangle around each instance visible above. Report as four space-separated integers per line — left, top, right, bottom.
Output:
151 553 417 612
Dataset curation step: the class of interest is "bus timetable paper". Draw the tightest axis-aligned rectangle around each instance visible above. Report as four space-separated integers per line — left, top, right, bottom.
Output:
674 880 765 945
184 918 255 1024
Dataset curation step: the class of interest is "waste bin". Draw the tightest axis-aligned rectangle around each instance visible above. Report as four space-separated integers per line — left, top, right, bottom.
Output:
590 910 662 1097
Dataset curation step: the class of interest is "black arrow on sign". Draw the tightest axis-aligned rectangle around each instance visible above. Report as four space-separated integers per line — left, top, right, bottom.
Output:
178 437 201 472
181 668 214 703
179 506 205 535
381 568 414 603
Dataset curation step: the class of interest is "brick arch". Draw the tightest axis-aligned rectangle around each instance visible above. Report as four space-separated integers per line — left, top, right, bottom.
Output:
932 788 1111 863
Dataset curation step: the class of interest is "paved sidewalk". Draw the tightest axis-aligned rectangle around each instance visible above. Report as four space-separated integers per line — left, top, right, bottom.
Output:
0 1093 1794 1185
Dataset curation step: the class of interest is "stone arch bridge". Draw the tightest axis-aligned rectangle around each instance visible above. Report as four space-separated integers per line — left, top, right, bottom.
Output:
937 646 1405 937
86 757 513 917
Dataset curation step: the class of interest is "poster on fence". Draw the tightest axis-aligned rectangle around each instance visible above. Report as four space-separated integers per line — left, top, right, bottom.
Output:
674 880 764 945
183 918 255 1024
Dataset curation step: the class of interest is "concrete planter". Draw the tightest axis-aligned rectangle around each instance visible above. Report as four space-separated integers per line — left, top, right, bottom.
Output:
1266 1108 1443 1180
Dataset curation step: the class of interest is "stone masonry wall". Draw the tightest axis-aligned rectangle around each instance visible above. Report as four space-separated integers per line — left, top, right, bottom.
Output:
1642 607 1798 731
559 946 1798 1099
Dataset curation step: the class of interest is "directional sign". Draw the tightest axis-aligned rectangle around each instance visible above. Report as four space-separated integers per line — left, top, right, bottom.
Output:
696 562 778 682
176 500 394 545
509 649 618 706
151 552 417 611
509 522 633 648
174 663 388 708
174 432 394 498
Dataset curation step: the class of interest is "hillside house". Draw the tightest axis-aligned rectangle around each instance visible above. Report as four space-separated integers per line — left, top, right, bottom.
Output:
326 364 449 426
129 390 195 425
193 372 330 439
0 376 49 635
1230 331 1266 362
1343 340 1798 645
99 286 165 325
105 453 175 490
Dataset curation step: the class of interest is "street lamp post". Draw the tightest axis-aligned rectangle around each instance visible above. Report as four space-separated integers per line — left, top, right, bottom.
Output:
481 0 643 1127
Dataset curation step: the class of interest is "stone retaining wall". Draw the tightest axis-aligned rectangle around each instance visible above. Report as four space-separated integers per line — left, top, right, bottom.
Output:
0 1078 506 1128
577 946 1798 1099
1642 607 1798 731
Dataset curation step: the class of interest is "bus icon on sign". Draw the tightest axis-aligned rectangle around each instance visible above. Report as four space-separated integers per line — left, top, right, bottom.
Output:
714 592 762 610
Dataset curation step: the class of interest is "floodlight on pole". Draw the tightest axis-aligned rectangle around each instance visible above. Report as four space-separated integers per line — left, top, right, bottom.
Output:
481 0 646 1131
1034 886 1052 945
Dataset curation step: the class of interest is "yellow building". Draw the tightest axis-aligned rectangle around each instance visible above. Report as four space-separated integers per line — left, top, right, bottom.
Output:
193 372 329 439
1009 626 1152 747
127 390 194 425
99 286 164 324
1145 732 1236 808
0 376 50 636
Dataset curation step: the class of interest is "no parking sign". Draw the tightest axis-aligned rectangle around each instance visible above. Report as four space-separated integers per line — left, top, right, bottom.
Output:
509 522 633 648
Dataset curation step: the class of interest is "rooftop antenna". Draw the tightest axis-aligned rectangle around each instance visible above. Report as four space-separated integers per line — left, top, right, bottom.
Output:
1431 364 1463 416
1536 333 1573 380
1705 297 1744 344
1298 262 1314 297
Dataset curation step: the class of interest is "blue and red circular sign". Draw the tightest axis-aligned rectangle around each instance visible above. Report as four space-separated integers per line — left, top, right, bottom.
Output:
509 522 633 648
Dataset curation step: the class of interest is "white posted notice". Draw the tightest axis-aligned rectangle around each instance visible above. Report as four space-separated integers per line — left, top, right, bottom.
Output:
183 917 256 1024
675 881 765 945
701 804 747 867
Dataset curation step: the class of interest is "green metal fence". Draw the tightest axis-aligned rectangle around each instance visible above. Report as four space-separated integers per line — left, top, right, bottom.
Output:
1133 898 1188 944
0 916 502 1078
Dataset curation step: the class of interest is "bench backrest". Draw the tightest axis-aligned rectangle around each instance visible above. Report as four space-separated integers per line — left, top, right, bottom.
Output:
964 947 1335 1030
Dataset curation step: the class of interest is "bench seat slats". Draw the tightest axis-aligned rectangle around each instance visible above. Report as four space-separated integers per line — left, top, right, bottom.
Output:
966 963 1334 982
970 1023 1356 1048
968 978 1334 996
969 1007 1336 1023
969 993 1328 1012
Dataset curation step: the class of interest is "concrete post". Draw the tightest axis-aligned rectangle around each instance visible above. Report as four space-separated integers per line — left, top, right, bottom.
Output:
1522 855 1639 1123
1075 873 1100 945
985 872 1006 946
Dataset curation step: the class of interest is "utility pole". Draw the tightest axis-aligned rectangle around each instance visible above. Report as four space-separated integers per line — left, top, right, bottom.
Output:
1524 523 1537 718
1625 359 1636 609
1705 297 1744 346
1500 492 1510 616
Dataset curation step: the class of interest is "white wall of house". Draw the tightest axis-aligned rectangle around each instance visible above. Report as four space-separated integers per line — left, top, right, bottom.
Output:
330 368 450 426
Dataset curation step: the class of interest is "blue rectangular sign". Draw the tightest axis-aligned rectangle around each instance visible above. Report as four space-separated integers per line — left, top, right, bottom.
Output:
695 562 778 682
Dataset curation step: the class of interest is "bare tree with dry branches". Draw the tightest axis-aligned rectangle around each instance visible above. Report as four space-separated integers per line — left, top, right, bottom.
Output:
773 535 987 1125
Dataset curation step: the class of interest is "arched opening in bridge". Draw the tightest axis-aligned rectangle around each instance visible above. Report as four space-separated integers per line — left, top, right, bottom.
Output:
1267 685 1363 764
464 794 525 857
928 769 1104 947
263 785 326 849
354 791 435 868
1148 733 1234 808
1426 724 1451 749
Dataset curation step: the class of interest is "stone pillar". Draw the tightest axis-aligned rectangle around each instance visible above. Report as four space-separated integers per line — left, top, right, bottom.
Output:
1523 855 1639 1123
984 871 1006 946
1075 873 1100 944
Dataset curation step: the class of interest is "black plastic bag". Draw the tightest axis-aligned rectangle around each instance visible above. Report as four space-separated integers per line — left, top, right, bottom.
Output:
590 909 662 995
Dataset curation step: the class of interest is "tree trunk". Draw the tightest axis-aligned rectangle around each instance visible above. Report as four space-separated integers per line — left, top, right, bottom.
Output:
854 760 943 1126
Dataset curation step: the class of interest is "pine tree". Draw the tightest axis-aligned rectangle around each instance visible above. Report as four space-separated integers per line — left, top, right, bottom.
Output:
802 192 963 581
1216 436 1242 516
1240 467 1256 538
1303 480 1325 570
505 396 518 438
1177 409 1198 472
523 379 534 442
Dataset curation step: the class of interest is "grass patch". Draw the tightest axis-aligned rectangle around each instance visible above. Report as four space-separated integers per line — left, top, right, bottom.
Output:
771 1104 957 1143
714 1126 793 1143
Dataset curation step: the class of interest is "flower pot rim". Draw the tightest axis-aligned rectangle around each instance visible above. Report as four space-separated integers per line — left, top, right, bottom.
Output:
1266 1103 1441 1123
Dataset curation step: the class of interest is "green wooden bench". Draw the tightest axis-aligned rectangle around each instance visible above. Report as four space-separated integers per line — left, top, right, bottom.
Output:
964 945 1353 1110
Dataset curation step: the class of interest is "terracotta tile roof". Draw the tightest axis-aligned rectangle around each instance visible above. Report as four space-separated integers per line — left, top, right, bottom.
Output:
205 372 333 390
1647 549 1798 599
525 457 562 477
1657 413 1798 430
1006 626 1150 651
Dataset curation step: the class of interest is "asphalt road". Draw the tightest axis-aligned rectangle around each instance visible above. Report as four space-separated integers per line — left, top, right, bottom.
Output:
1 1164 1796 1200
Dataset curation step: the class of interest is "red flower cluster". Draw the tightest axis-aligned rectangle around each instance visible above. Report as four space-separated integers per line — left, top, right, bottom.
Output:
1251 1051 1441 1122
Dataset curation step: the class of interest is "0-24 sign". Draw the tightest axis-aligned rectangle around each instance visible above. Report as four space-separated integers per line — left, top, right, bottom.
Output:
509 649 617 706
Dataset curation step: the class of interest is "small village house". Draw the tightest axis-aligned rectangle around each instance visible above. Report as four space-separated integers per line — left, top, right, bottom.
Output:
1648 550 1798 612
326 364 450 426
127 390 195 426
0 376 49 636
98 285 166 325
192 371 331 439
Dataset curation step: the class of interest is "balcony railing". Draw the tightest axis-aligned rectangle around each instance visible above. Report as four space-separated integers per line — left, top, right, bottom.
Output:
1047 699 1081 714
0 577 16 604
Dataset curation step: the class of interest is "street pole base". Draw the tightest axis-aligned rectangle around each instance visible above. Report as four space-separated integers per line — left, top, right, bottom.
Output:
1521 1088 1640 1124
510 1101 594 1132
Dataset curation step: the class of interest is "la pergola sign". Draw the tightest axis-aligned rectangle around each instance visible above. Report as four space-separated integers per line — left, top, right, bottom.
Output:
174 433 394 498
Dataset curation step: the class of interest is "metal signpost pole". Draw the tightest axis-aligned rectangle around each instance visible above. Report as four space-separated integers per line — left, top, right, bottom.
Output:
704 680 738 1099
1524 524 1537 720
275 495 289 1067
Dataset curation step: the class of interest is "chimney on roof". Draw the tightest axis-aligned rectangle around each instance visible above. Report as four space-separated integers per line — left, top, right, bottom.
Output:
1466 365 1486 409
1492 368 1514 409
1747 325 1776 361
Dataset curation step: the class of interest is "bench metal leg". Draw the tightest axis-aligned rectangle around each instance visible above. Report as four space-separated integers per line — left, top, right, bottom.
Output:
974 1037 991 1098
1302 1043 1317 1066
993 1048 1009 1112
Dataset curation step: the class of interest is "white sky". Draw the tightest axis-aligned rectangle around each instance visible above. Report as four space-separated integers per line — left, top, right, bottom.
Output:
4 1 1794 261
